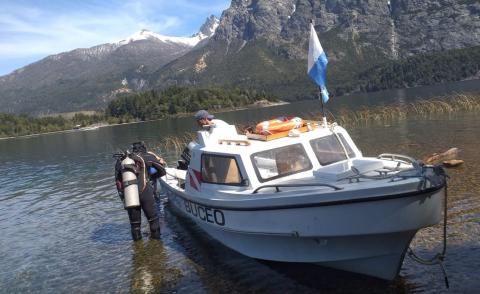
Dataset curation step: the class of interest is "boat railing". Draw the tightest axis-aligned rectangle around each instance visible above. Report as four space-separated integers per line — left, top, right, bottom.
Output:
377 153 416 164
252 183 343 194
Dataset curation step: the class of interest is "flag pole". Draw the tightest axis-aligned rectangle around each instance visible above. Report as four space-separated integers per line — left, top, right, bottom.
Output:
319 86 327 127
310 19 328 128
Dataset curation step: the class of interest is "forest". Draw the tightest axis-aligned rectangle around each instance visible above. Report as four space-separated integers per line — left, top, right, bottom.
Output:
0 86 276 138
105 86 275 120
352 46 480 94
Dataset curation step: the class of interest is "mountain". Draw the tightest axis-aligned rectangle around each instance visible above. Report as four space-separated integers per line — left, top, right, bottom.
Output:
152 0 480 100
0 16 219 114
2 1 480 115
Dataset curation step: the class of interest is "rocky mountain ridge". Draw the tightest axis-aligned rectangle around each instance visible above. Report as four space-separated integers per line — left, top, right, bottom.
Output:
153 0 480 100
213 0 480 58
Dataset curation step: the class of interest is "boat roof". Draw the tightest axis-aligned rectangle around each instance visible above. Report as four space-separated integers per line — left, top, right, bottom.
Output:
196 120 351 155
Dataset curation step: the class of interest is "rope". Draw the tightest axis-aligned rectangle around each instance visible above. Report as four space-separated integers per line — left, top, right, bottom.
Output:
407 175 449 288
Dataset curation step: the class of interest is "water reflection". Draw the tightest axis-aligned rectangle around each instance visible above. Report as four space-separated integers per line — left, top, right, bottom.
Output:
164 202 413 293
130 240 182 293
0 94 479 292
92 223 132 244
393 88 407 105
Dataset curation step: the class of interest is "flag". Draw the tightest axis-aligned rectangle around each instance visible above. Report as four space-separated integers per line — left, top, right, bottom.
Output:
307 23 329 103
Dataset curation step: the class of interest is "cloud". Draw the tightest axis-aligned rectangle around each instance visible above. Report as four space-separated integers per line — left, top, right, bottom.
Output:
0 0 230 74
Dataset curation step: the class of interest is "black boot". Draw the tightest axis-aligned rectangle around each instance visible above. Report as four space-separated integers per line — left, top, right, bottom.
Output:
149 217 161 239
131 225 142 241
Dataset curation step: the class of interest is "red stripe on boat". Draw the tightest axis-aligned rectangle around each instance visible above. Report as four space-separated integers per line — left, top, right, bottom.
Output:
193 169 202 184
189 174 198 190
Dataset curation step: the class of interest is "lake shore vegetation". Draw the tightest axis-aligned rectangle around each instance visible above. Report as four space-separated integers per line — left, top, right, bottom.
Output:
1 90 479 139
323 93 480 128
0 86 278 138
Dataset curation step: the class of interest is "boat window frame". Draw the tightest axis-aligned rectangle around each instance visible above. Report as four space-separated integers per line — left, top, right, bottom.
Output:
337 133 356 158
309 133 356 166
200 153 245 186
250 143 313 183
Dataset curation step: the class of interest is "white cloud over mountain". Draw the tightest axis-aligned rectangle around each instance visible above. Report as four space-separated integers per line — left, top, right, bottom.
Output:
0 0 229 75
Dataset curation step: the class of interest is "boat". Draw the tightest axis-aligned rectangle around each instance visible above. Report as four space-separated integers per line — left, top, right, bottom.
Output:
79 125 100 131
159 120 447 280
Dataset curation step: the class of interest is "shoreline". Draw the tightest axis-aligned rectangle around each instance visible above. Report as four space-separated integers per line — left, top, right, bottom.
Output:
3 90 479 140
0 100 288 140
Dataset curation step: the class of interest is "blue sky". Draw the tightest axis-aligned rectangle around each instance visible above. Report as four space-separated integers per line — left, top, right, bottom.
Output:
0 0 230 76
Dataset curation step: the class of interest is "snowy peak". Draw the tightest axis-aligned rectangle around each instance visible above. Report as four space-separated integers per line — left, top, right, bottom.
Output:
118 29 201 47
198 15 220 38
118 16 219 47
14 16 221 68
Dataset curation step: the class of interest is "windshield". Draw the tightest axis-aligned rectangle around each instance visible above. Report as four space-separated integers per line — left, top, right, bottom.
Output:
251 143 312 182
310 134 356 166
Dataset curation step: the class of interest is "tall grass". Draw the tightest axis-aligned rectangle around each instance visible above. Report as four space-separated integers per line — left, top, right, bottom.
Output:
158 133 197 155
309 93 480 128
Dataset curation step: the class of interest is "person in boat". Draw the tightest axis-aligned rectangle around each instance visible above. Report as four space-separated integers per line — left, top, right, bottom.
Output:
114 142 166 241
194 109 228 130
174 110 229 172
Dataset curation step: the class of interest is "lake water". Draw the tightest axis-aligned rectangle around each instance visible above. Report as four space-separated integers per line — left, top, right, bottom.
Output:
1 81 479 293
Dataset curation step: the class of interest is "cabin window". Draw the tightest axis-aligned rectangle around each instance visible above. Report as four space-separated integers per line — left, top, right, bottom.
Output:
310 134 356 166
201 154 243 185
251 144 312 182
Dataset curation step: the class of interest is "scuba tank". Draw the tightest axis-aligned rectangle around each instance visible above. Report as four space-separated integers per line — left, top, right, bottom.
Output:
114 142 165 208
121 156 140 208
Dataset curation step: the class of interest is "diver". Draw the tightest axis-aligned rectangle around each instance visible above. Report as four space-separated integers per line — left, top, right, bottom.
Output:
131 141 166 198
114 142 166 241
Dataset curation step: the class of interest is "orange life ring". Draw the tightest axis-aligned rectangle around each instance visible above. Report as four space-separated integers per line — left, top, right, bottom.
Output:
256 117 304 134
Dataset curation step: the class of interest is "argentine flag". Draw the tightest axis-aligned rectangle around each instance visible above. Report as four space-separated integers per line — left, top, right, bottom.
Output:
308 23 329 103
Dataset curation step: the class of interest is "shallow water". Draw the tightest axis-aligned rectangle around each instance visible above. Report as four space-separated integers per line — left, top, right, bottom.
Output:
350 114 480 293
0 110 479 293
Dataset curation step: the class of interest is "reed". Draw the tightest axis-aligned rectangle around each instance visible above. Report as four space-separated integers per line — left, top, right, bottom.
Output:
160 133 197 154
307 93 480 128
148 133 192 158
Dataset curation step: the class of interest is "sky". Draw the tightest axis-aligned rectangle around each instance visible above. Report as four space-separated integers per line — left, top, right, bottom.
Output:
0 0 231 76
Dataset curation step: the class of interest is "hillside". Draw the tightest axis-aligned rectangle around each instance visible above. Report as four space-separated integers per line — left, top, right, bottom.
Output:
152 0 480 100
0 16 219 115
354 45 480 93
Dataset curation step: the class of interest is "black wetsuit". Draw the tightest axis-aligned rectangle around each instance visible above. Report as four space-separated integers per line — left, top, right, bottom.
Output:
127 182 159 240
115 151 165 241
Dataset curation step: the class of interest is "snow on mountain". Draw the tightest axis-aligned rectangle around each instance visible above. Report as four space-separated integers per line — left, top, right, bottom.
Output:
118 29 201 47
117 16 219 47
197 15 220 38
42 15 220 63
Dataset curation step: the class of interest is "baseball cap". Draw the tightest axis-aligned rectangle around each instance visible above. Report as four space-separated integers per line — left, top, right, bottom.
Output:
194 110 214 120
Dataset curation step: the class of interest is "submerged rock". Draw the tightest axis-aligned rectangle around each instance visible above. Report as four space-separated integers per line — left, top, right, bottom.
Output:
423 147 460 165
443 159 464 168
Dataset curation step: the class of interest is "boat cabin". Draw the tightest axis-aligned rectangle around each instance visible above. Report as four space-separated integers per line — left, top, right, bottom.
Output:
170 120 387 196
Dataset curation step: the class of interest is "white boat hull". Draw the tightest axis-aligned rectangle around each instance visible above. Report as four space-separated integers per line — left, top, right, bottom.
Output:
161 181 445 280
